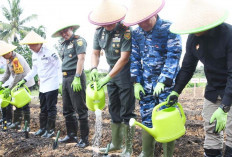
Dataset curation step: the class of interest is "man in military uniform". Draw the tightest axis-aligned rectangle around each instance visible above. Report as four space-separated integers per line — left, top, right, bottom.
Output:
88 0 136 156
18 31 62 138
123 0 182 156
0 41 35 130
52 24 89 148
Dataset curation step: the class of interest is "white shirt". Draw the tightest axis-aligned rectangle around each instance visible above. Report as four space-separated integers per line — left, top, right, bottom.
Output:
25 44 62 93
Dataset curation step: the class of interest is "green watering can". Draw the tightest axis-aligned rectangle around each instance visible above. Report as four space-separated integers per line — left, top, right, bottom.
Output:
0 87 12 108
130 101 186 143
86 82 105 111
4 85 31 108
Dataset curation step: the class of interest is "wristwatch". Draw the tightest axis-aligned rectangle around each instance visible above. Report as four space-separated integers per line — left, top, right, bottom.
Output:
220 104 231 113
75 73 81 78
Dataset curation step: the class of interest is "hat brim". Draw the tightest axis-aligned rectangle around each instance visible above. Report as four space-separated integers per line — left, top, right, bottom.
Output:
0 46 17 56
88 0 127 26
123 0 165 26
88 12 126 26
52 25 80 38
170 11 229 35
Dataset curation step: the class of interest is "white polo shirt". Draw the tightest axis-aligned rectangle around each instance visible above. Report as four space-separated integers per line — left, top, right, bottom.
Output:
25 44 62 93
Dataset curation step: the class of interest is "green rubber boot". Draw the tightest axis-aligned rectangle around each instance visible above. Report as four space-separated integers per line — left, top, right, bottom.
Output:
138 130 155 157
100 123 124 152
162 141 175 157
120 124 135 157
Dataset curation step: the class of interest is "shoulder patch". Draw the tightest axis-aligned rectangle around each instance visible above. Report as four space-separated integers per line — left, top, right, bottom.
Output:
77 39 83 46
124 32 131 40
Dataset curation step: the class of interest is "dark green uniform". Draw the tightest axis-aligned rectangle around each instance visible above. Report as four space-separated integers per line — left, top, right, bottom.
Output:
60 35 89 142
93 22 135 124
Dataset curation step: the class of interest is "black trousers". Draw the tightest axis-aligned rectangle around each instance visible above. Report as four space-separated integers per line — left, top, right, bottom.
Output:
107 81 136 124
2 104 12 122
39 89 58 117
62 74 88 121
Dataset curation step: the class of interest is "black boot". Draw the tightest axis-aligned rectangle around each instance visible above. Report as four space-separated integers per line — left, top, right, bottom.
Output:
204 148 222 157
6 105 12 126
34 113 47 136
224 145 232 157
76 119 89 148
8 109 22 130
1 105 12 126
41 115 56 138
59 118 78 143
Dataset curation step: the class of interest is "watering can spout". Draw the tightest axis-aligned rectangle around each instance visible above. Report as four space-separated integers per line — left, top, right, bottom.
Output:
129 118 156 138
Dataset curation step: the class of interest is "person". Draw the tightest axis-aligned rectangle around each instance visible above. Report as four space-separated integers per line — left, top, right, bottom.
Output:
88 0 136 156
18 31 62 138
0 56 12 126
123 0 182 156
166 0 232 156
0 41 35 130
51 24 89 148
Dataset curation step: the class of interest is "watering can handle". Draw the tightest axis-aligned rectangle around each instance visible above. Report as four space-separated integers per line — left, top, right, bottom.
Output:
23 85 31 95
11 84 31 95
94 81 97 92
153 101 186 124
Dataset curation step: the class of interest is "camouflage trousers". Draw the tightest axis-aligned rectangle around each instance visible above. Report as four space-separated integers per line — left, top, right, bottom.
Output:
139 91 169 128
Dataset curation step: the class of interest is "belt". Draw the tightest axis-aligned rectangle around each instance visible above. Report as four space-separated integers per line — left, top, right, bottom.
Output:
62 70 76 76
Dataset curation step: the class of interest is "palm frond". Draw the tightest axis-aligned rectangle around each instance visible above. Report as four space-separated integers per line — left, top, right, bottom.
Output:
2 7 12 21
20 14 37 25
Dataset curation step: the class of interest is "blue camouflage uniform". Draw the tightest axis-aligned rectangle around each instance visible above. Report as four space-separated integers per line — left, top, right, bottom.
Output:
130 16 182 128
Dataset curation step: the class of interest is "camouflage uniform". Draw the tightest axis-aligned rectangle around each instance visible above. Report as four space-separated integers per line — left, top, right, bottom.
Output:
130 16 182 128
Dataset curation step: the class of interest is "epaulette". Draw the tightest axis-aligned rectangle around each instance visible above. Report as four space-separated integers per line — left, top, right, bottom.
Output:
96 26 102 30
119 22 128 31
74 35 79 39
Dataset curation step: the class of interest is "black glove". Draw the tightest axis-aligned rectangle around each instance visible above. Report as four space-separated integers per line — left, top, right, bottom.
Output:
166 91 179 106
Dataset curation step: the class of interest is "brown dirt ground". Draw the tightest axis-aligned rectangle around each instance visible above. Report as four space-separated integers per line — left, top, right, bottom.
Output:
0 87 206 157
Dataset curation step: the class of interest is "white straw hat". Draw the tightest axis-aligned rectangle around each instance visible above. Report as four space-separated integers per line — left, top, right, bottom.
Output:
20 31 46 45
52 24 80 38
123 0 165 26
170 0 229 34
0 41 17 56
88 0 127 26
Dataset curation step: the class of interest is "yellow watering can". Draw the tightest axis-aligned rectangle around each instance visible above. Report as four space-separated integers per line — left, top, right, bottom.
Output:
130 101 186 143
86 82 105 111
0 87 11 108
3 85 31 108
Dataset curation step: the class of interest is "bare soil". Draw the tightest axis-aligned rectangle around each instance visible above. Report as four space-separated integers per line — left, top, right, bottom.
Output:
0 87 205 157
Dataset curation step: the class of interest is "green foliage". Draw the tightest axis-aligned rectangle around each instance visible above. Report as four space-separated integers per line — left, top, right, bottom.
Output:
193 65 205 78
185 66 206 88
0 0 38 42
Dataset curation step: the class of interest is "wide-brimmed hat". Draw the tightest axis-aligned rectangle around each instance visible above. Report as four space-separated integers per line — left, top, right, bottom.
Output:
123 0 165 26
52 24 80 38
20 31 46 45
170 0 228 34
0 41 17 56
88 0 127 26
